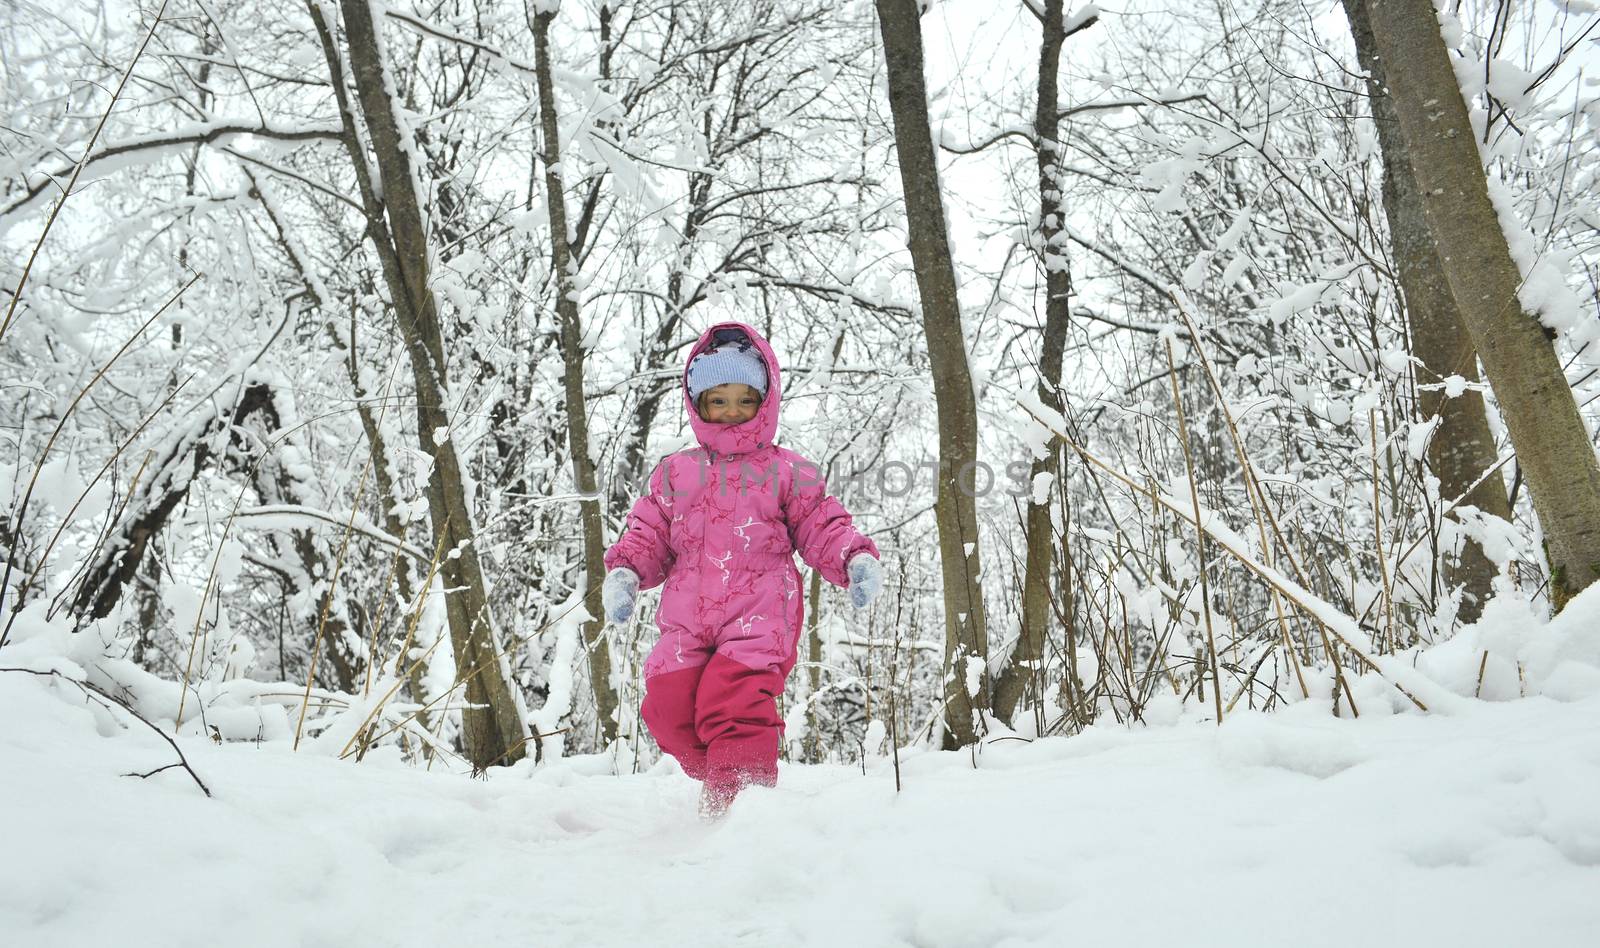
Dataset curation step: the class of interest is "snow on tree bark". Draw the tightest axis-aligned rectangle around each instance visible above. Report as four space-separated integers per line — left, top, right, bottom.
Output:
532 8 620 747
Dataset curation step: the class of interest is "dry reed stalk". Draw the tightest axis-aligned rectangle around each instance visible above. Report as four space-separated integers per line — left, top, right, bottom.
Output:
1026 406 1429 712
887 563 908 791
29 376 193 620
334 361 403 701
1165 337 1224 723
339 631 451 760
1168 297 1351 707
175 401 372 727
1168 297 1316 698
174 577 217 729
346 520 456 759
345 578 602 762
1369 410 1396 653
361 543 406 696
383 520 453 678
291 444 376 749
1224 642 1280 714
287 347 407 731
48 450 157 626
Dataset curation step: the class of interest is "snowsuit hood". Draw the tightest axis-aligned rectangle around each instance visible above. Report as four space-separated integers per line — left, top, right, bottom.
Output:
683 322 781 457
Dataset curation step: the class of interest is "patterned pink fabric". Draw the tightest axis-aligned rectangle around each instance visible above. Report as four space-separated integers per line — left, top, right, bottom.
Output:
605 321 878 798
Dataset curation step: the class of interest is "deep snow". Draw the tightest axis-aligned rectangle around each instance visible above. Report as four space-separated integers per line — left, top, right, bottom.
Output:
4 654 1599 947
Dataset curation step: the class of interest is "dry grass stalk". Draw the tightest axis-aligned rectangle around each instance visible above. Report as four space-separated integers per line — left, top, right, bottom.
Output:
361 543 407 698
346 579 601 763
382 519 453 678
1167 295 1337 708
1024 404 1430 712
1164 337 1225 723
0 275 202 646
1369 409 1396 653
292 446 377 749
175 402 362 727
341 521 456 760
27 375 195 622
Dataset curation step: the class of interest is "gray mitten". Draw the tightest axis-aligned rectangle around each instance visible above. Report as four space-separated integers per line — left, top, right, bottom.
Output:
601 567 640 624
847 554 884 610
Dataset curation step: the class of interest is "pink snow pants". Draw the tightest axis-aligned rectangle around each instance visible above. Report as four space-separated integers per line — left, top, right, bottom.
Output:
640 564 803 807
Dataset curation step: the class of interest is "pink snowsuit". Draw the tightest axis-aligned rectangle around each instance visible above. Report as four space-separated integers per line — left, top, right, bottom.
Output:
603 322 878 803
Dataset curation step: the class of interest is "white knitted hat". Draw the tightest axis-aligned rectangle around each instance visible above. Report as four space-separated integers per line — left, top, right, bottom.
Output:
687 344 768 401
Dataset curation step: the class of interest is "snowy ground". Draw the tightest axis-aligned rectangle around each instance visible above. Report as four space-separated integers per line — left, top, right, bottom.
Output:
4 657 1599 948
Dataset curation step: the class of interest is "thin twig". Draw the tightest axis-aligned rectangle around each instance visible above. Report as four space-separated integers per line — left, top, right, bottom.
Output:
0 666 211 797
1164 336 1224 724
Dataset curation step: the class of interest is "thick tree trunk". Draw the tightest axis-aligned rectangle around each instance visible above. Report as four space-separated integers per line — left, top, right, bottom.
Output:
1362 0 1600 610
1342 0 1511 623
533 10 620 745
993 0 1075 725
875 0 990 748
321 0 527 768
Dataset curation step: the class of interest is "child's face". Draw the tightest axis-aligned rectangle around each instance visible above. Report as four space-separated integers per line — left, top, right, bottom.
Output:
697 383 762 425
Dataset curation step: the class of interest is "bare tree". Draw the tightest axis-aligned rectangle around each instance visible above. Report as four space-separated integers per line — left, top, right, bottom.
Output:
531 6 620 745
313 0 528 768
1340 0 1512 623
991 0 1093 725
874 0 990 748
1362 0 1600 610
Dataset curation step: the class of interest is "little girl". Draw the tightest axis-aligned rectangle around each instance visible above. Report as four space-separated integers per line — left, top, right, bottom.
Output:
601 322 885 817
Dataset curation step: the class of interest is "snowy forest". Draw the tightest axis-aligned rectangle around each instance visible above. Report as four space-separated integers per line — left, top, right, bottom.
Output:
4 0 1599 943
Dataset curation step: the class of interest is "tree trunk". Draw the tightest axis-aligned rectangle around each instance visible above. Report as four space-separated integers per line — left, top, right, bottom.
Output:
993 0 1075 725
320 0 527 768
1362 0 1600 610
1341 0 1511 623
874 0 990 748
533 9 620 746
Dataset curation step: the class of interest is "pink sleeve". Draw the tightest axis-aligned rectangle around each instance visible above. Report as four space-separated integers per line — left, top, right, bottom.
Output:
604 461 675 590
782 455 878 588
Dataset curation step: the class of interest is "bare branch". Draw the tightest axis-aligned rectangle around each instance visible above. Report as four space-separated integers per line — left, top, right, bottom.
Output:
3 122 342 222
